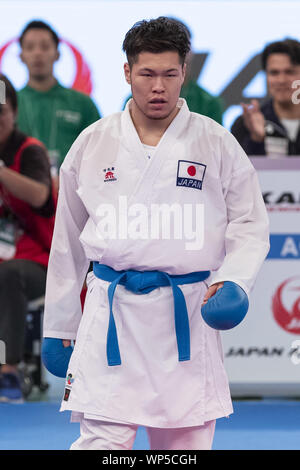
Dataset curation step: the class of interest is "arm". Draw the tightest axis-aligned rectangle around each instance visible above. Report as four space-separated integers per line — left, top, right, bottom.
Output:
200 134 269 329
231 103 266 156
241 99 265 143
0 165 49 208
208 96 224 125
209 134 270 296
81 97 101 131
43 137 90 340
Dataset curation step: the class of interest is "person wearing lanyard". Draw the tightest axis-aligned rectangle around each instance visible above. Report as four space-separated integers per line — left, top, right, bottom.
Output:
16 20 101 186
42 17 269 450
0 74 56 403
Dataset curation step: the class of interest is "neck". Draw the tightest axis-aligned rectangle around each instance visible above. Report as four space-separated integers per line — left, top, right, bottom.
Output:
273 100 300 119
130 100 179 146
27 75 57 92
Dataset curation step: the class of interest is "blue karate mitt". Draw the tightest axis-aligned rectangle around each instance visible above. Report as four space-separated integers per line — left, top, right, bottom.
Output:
201 281 249 330
41 338 73 378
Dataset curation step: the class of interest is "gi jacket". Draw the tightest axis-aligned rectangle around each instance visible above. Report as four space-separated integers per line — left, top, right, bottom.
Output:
43 99 269 427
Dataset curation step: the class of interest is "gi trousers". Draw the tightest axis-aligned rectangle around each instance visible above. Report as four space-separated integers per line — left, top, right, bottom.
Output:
0 259 47 365
70 418 216 450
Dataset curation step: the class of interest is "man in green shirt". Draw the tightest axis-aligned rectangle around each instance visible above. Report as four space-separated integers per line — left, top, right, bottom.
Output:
17 20 100 173
176 19 223 125
180 78 223 125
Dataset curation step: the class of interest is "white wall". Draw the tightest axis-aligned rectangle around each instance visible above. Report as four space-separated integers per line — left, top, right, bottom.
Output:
1 0 300 129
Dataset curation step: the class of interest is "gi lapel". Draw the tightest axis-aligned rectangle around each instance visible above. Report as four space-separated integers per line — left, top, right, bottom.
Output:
121 98 191 206
100 99 191 267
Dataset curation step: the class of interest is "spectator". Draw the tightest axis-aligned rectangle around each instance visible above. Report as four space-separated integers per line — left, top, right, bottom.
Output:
0 74 56 403
231 38 300 156
17 20 101 179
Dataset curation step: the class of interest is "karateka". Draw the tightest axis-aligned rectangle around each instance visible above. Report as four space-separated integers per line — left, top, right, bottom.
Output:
42 17 270 450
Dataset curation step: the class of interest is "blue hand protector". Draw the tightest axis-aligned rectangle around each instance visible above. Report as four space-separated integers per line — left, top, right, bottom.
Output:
201 281 249 330
41 338 73 378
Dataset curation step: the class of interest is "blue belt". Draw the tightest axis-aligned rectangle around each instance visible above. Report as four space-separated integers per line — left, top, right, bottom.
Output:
93 262 210 366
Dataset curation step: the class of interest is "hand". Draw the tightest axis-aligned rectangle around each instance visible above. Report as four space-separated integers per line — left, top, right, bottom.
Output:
241 99 265 142
42 338 74 378
202 282 224 306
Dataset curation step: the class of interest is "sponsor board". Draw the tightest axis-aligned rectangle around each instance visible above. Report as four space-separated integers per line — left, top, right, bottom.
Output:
221 158 300 395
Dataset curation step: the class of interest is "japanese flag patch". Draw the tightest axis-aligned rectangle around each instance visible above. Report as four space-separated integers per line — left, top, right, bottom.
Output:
176 160 206 190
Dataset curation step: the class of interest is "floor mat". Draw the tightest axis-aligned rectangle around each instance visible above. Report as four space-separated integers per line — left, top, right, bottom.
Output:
0 400 299 450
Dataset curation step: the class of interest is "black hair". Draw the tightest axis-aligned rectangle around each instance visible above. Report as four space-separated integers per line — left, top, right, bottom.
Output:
262 38 300 70
167 17 192 41
0 73 17 112
122 16 191 67
19 20 59 48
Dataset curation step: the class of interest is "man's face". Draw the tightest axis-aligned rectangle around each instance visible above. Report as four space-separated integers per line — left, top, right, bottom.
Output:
20 28 59 81
124 51 186 121
266 53 300 105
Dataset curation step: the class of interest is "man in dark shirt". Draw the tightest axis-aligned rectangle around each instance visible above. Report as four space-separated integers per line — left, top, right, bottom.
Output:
0 74 55 402
1 129 55 216
231 38 300 156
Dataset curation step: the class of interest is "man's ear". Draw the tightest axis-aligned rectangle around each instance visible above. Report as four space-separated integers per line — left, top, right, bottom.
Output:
124 62 131 84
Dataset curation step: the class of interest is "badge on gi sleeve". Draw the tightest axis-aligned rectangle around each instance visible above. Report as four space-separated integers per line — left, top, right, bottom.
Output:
176 160 206 190
63 387 71 401
63 373 74 401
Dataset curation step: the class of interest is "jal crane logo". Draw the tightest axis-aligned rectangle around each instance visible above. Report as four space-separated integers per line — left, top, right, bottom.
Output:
272 277 300 334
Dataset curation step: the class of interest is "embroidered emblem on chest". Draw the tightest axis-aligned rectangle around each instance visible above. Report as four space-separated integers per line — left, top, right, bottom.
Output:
176 160 206 191
103 167 117 182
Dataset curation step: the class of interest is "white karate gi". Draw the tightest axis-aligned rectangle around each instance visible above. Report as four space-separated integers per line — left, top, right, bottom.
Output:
43 99 269 428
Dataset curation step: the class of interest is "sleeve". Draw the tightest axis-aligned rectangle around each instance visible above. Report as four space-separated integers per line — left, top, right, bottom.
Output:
209 133 270 295
80 96 101 131
20 144 51 185
42 137 90 339
208 96 224 125
20 144 55 217
231 115 266 156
